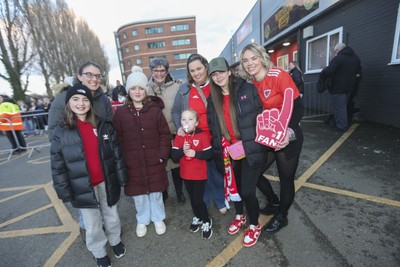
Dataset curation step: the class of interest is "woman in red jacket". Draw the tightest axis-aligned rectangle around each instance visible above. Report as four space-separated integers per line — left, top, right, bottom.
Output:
113 66 171 238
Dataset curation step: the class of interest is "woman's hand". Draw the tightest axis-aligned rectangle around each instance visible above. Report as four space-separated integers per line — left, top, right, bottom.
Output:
275 131 290 151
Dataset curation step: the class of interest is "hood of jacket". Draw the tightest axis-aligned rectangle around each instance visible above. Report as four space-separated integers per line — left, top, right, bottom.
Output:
338 46 356 57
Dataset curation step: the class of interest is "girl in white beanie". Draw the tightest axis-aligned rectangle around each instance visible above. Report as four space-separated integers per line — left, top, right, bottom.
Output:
113 66 171 237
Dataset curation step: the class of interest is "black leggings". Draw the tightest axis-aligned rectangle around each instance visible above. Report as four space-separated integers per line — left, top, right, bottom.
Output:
232 159 263 226
258 149 301 217
184 179 210 223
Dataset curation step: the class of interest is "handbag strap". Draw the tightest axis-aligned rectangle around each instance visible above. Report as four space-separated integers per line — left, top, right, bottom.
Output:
194 84 208 108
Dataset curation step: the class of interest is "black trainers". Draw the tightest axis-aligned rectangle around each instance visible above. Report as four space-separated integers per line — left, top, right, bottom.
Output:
260 203 279 215
112 242 126 259
263 214 288 234
95 255 111 267
201 218 213 239
189 217 203 232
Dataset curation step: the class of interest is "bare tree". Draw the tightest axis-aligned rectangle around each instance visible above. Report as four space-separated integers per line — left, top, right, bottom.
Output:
0 0 36 100
24 0 109 97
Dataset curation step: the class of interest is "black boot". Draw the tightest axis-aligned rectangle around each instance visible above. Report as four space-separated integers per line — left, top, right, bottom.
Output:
263 214 288 234
171 167 185 204
260 202 279 215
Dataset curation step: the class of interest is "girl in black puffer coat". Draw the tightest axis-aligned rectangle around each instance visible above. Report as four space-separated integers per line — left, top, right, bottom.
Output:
50 84 127 266
207 57 269 248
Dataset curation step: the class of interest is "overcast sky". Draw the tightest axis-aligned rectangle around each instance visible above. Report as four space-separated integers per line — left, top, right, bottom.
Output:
0 0 257 96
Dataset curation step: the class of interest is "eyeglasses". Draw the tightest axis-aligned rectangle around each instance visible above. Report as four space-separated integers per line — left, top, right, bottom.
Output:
152 69 167 74
82 72 102 80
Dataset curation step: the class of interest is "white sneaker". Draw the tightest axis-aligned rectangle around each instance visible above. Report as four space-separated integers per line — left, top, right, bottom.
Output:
136 224 147 237
154 221 166 235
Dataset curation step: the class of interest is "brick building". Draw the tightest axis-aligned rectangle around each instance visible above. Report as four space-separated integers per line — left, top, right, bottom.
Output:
114 16 197 83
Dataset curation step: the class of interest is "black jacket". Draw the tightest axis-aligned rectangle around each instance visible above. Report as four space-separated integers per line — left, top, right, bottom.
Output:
290 68 304 94
325 46 362 94
51 120 127 208
207 77 268 175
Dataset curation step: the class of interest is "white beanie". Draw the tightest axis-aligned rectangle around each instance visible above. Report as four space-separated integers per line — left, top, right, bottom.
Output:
125 66 149 94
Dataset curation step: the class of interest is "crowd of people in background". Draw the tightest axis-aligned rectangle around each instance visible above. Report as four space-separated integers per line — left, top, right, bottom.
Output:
0 41 362 267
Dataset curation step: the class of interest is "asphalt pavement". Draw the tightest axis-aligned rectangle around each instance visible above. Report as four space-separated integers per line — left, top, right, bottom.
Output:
0 117 399 267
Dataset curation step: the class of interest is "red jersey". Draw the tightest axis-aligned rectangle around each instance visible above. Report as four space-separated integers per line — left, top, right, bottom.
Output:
172 131 211 180
76 119 105 186
252 68 300 110
223 94 237 143
188 82 211 140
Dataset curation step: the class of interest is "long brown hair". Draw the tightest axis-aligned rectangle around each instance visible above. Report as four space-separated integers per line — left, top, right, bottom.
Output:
209 71 241 142
63 102 98 129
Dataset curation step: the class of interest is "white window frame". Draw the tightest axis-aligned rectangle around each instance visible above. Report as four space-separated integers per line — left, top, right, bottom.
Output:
305 27 343 74
277 54 289 71
293 51 298 62
390 3 400 64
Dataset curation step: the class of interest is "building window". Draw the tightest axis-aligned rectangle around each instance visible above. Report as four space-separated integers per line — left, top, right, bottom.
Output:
293 51 298 62
305 27 342 73
134 44 140 51
136 58 142 65
122 32 127 39
125 47 129 54
145 26 164 34
132 29 138 36
149 55 167 62
148 41 166 49
173 53 191 60
391 3 400 64
277 54 289 71
171 24 189 32
172 39 191 46
127 60 131 67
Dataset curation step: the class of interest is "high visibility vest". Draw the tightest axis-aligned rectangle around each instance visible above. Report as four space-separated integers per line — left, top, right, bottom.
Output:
0 102 24 131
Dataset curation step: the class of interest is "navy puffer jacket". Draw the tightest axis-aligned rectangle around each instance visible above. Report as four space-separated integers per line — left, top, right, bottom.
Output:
207 77 268 175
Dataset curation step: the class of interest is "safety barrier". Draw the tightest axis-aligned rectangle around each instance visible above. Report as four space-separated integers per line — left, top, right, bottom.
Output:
302 81 330 119
0 112 50 162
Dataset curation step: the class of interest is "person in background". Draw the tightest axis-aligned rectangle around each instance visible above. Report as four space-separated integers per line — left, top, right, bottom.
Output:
113 66 171 238
240 43 304 234
171 109 213 239
207 57 268 247
288 61 304 97
148 57 185 204
324 42 361 132
111 80 126 102
0 95 27 153
172 54 227 215
111 92 126 112
17 99 34 137
50 85 127 267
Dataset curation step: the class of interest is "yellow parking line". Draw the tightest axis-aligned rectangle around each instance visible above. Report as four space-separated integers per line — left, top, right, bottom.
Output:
0 203 53 229
303 182 400 207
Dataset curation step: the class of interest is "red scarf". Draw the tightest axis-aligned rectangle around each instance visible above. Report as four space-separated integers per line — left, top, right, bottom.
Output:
221 137 241 208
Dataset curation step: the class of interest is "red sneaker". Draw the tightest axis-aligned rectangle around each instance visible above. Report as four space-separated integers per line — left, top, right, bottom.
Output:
243 224 261 247
227 214 247 235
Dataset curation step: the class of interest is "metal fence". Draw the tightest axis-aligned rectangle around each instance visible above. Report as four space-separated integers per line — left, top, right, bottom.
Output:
0 112 50 162
302 81 330 119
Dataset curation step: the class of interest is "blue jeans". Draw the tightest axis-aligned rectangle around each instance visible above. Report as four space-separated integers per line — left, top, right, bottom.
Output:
132 192 165 225
203 160 226 210
330 93 348 130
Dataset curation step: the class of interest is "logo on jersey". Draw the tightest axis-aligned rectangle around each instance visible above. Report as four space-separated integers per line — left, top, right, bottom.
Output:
193 140 199 146
263 89 272 99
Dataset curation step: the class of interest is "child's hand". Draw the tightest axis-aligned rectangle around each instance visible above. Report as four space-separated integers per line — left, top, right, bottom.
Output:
184 149 195 158
183 141 191 151
177 127 186 137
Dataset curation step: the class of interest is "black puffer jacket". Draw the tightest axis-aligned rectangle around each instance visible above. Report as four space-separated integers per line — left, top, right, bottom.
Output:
207 77 268 175
50 120 127 208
